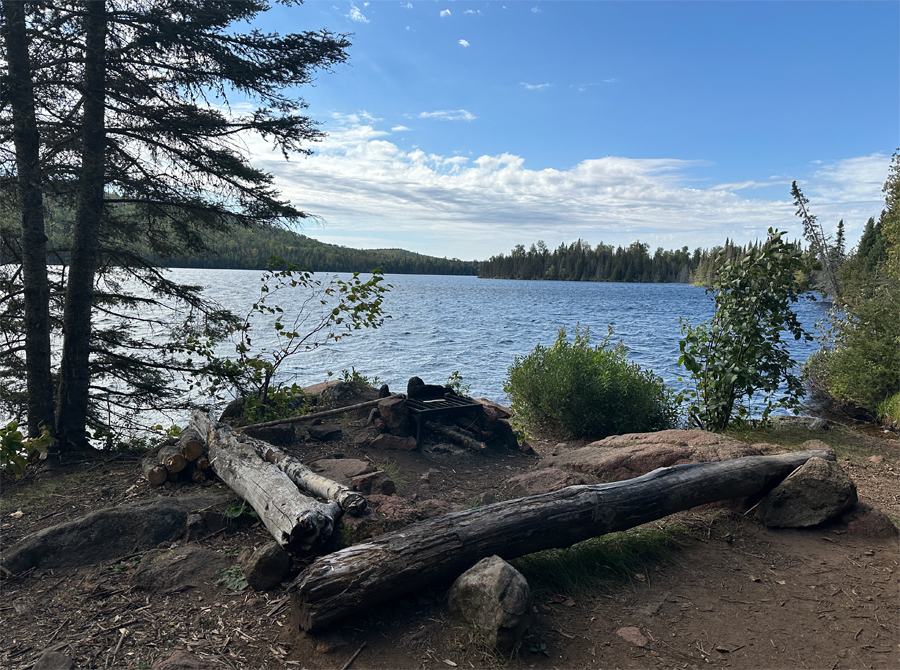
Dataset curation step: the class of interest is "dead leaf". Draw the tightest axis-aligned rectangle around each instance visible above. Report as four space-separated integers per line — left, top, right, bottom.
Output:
9 509 23 518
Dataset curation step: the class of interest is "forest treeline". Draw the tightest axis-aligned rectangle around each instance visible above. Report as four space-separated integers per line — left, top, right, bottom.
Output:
478 239 703 282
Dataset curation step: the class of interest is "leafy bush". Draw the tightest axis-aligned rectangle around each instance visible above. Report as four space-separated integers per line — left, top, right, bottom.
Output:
678 229 815 431
504 326 677 439
1 421 54 478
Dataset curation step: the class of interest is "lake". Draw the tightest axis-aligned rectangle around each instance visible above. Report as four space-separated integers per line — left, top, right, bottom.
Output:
172 269 829 410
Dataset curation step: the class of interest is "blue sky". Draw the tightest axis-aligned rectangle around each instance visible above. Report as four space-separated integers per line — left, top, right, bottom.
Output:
242 1 898 261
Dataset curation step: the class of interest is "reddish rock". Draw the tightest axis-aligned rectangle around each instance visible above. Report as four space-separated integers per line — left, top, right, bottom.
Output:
371 433 418 451
475 398 512 420
351 471 396 496
310 458 373 483
843 502 899 538
544 429 764 482
417 498 463 518
506 468 597 497
616 627 648 647
378 397 410 437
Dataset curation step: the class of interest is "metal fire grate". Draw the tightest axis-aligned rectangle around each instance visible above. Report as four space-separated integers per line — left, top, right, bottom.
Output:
406 395 483 444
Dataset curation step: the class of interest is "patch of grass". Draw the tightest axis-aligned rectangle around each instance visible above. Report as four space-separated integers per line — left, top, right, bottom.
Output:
725 421 893 463
0 471 91 515
377 460 407 494
512 523 686 597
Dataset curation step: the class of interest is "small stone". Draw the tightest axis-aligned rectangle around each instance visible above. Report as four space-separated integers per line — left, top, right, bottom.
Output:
244 541 291 591
34 650 74 670
307 424 342 441
370 433 417 451
616 627 648 647
868 455 884 465
350 471 396 496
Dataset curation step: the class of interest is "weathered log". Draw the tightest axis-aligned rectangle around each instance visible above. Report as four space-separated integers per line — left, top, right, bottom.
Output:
193 412 342 553
424 420 486 452
241 434 367 515
241 395 400 431
141 460 167 486
177 426 205 461
157 442 187 475
290 448 834 631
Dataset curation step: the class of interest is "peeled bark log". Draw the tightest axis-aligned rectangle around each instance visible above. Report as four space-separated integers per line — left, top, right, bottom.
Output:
193 412 341 553
177 427 205 461
424 420 486 452
241 395 400 430
290 448 834 631
241 434 367 515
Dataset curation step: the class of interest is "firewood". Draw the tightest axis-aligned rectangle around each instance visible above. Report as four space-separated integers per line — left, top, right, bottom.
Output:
424 420 486 452
192 411 341 553
141 460 167 486
241 434 367 515
289 448 834 631
177 426 205 461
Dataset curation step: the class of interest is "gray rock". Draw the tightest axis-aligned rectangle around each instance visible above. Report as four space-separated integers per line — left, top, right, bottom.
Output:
370 433 418 451
244 541 291 591
447 555 532 652
131 544 229 592
319 381 379 409
0 492 226 574
33 650 74 670
307 424 343 441
378 397 410 437
756 457 858 528
808 418 828 431
311 458 373 483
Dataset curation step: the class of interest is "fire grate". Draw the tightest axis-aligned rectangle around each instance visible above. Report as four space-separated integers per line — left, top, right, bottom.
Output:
406 395 483 444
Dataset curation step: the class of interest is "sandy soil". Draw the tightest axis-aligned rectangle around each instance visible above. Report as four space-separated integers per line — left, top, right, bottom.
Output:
1 411 898 670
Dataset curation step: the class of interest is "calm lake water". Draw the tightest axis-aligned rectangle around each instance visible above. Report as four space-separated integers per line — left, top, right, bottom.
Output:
170 269 829 411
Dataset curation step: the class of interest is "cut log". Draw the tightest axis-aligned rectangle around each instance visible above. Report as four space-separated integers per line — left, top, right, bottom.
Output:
177 426 205 461
240 395 400 431
156 442 187 475
424 420 486 452
290 448 834 631
241 434 367 515
193 412 342 553
141 460 167 486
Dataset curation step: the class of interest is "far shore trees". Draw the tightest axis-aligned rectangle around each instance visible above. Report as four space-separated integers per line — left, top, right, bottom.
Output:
1 0 350 449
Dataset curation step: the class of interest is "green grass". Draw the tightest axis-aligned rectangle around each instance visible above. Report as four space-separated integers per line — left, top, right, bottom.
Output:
512 522 687 598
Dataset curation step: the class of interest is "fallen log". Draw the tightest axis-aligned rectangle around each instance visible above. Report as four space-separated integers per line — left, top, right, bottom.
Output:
425 420 486 452
290 448 833 631
241 434 367 515
141 459 168 486
192 412 342 553
240 395 400 431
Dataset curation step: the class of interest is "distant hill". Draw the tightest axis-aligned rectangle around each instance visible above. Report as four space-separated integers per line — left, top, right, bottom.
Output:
160 225 478 275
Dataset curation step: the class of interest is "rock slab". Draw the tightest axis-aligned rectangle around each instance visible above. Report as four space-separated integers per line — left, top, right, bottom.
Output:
447 555 532 652
245 541 292 591
756 457 858 528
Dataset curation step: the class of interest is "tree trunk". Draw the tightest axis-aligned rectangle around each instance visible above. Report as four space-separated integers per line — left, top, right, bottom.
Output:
194 412 342 553
290 448 833 631
1 1 55 437
241 433 367 515
54 1 107 449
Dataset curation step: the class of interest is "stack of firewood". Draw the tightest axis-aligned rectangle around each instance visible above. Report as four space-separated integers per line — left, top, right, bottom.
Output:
141 427 214 485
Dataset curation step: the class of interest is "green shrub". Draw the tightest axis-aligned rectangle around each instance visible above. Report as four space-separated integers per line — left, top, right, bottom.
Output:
504 326 677 439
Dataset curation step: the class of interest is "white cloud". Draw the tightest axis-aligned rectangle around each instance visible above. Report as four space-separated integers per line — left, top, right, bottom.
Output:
418 109 476 121
458 39 470 47
348 3 369 23
240 117 888 260
531 6 539 13
521 82 550 91
391 125 410 132
463 9 481 14
402 2 412 8
440 9 451 18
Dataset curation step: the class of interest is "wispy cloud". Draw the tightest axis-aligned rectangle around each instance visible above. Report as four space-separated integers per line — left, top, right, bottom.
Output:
521 82 550 91
531 6 540 13
402 2 412 8
391 125 410 132
440 9 450 18
418 109 476 121
241 116 888 259
464 9 481 15
458 39 470 47
348 3 369 23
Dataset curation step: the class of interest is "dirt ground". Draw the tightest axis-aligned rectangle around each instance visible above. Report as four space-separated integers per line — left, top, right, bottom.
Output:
1 406 898 670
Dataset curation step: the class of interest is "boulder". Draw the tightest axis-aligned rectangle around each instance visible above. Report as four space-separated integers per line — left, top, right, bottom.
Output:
447 555 532 652
310 458 373 484
244 541 292 591
843 502 900 538
131 544 229 592
219 397 245 421
474 398 512 420
543 429 763 482
319 381 380 409
0 492 226 574
756 457 857 528
491 419 519 451
378 397 410 437
350 471 396 496
505 468 598 497
370 433 418 451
